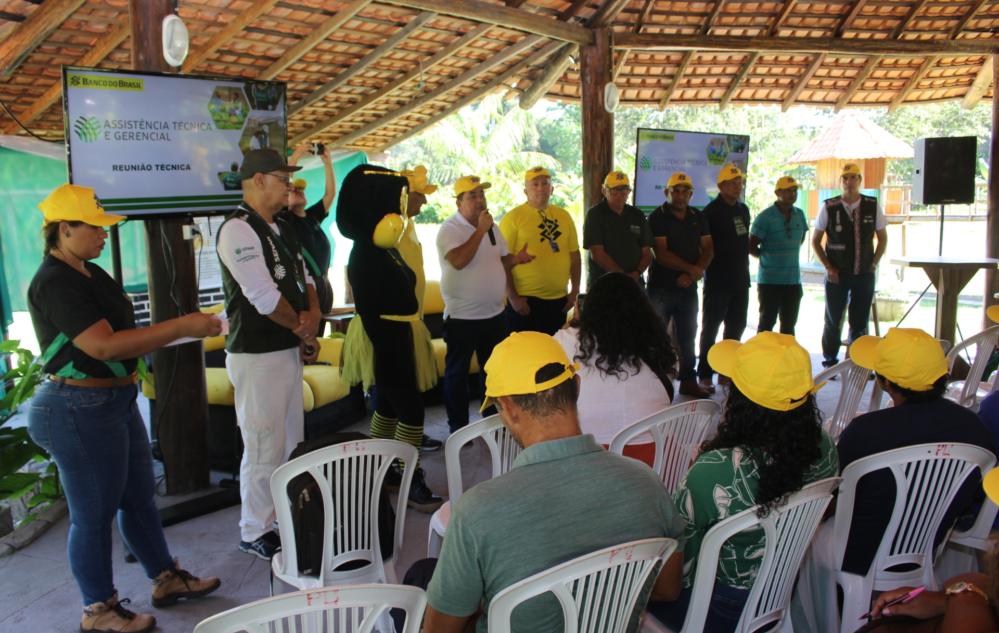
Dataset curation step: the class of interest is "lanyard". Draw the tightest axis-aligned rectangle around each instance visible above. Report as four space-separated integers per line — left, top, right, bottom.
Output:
536 206 561 253
239 204 306 292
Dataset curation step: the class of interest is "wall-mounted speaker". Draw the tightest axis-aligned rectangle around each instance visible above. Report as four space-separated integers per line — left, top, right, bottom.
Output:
912 136 977 206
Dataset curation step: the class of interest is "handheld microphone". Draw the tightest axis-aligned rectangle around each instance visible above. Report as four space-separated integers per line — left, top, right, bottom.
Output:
488 227 496 246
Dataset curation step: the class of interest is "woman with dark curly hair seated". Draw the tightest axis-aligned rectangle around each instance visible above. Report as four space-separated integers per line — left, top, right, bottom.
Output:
553 271 678 467
646 332 839 633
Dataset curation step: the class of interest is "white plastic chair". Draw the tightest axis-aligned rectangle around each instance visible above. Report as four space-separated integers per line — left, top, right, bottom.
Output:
945 326 999 411
641 478 841 633
488 538 678 633
831 442 996 633
269 439 417 595
608 400 720 494
427 414 521 557
950 498 999 552
813 360 873 442
193 585 427 633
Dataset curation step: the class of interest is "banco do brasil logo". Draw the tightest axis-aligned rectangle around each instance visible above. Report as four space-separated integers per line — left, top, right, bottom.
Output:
640 156 653 172
68 75 82 87
74 116 101 143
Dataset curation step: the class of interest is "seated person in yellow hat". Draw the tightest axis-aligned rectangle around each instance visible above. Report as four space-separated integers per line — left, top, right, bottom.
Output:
646 332 839 633
420 331 687 633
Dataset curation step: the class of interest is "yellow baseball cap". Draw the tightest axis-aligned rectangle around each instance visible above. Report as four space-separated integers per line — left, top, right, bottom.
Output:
38 184 125 227
775 176 799 192
667 173 694 190
849 328 949 391
454 175 491 198
292 178 308 191
984 467 999 504
718 166 743 184
708 332 822 411
400 165 437 195
841 163 862 177
603 171 631 188
480 332 580 412
525 166 552 181
987 305 999 324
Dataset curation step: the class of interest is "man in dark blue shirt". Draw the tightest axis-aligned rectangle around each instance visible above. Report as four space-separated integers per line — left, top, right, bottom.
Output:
697 166 751 393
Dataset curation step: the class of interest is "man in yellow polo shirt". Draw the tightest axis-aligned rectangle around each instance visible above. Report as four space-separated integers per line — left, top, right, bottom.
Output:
499 166 580 335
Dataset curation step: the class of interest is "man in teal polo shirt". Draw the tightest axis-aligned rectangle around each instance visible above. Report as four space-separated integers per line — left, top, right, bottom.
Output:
423 331 686 633
583 171 654 285
750 176 809 335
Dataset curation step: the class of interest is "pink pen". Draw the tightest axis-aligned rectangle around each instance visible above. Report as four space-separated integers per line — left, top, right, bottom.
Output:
859 586 926 620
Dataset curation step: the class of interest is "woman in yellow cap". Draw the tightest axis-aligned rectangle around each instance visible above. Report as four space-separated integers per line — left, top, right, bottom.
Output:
26 184 223 633
645 332 839 633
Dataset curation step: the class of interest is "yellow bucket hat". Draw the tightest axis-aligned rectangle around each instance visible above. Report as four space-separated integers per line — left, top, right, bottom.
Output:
480 332 579 412
38 184 125 227
708 332 821 411
849 328 949 391
400 165 438 195
667 173 693 190
453 175 491 198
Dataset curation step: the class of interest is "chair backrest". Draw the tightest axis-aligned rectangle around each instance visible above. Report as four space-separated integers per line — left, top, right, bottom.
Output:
832 443 997 585
680 478 841 633
445 414 522 505
269 439 418 584
608 400 720 493
950 498 999 551
946 326 999 408
487 538 678 633
813 360 872 442
193 584 427 633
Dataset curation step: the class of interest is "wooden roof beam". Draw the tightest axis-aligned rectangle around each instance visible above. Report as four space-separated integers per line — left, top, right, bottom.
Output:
890 0 930 39
767 0 798 36
328 34 542 149
950 0 989 39
3 18 131 135
718 51 758 109
703 0 727 33
183 0 281 73
962 54 993 108
0 0 87 77
888 54 936 111
834 54 881 111
614 33 999 55
519 43 577 109
378 39 563 152
781 52 824 111
289 22 491 145
378 0 594 44
255 0 373 81
288 12 434 116
612 0 656 81
836 0 870 36
659 50 695 109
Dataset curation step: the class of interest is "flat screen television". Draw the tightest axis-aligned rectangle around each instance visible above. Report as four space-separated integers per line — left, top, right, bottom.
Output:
62 66 288 218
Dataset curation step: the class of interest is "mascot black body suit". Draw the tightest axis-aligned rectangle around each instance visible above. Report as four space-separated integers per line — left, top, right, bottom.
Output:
337 165 442 512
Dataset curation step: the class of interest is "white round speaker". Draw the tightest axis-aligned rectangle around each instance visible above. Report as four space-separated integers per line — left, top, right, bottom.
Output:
604 82 620 113
162 14 189 68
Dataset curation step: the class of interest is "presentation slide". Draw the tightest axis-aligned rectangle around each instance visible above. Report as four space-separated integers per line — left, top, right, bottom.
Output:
63 67 287 217
634 128 750 212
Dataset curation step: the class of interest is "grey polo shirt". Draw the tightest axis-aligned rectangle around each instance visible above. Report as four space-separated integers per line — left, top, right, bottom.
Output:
583 200 654 285
427 434 687 633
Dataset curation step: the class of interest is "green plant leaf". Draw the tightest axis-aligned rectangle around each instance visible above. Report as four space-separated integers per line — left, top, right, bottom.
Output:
0 472 41 500
0 442 41 478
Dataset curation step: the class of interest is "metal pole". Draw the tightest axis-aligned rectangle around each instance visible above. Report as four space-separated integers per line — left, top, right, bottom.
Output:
939 203 945 256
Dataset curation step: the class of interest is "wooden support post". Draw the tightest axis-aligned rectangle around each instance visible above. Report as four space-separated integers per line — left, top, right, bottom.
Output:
130 0 211 495
581 27 613 213
984 54 999 328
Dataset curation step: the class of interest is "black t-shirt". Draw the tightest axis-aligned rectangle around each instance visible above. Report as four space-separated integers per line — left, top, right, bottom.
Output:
702 196 751 290
282 200 331 280
646 204 708 292
28 255 137 378
836 398 998 576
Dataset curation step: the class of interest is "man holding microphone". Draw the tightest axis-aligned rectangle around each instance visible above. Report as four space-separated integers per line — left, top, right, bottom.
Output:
436 176 534 434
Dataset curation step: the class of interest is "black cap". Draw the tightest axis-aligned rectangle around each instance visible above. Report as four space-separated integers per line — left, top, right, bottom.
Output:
238 149 302 180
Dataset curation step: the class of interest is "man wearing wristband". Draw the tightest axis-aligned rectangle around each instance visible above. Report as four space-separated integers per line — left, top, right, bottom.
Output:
811 163 888 369
218 149 321 560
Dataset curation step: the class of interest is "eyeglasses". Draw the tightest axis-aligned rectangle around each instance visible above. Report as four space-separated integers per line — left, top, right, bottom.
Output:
608 187 632 194
264 172 292 185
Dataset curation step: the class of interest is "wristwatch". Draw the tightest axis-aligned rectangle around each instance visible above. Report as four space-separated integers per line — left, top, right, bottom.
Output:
945 582 991 605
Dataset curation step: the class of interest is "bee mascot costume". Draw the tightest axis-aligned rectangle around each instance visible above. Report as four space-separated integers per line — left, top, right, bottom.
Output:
337 164 442 511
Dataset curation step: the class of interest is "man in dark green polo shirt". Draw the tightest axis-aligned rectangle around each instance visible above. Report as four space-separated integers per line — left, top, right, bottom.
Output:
583 171 654 286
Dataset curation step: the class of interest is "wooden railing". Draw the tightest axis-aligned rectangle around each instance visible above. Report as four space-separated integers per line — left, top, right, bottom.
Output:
880 183 989 220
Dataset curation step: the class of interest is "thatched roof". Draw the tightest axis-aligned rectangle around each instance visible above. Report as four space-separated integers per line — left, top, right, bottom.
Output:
0 0 996 152
789 110 914 163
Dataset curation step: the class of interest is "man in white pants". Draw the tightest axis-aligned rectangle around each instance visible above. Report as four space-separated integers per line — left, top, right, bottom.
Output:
217 149 321 559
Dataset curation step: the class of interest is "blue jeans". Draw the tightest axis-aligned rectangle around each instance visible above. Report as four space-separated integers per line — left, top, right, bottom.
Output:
28 382 175 606
821 272 876 367
442 312 508 433
646 582 750 633
647 287 698 382
697 287 749 380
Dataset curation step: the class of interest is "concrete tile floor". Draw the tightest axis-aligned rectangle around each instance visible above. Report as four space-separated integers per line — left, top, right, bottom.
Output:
0 356 861 632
